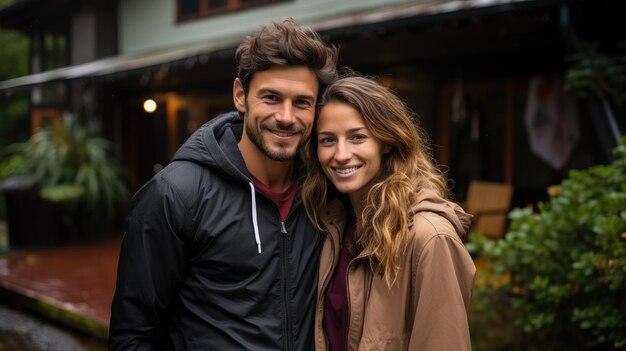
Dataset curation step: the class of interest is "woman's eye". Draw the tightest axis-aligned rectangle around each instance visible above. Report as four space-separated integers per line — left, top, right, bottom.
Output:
351 134 367 141
319 137 335 145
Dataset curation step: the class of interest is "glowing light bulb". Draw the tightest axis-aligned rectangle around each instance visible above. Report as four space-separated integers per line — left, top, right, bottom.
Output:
143 99 157 113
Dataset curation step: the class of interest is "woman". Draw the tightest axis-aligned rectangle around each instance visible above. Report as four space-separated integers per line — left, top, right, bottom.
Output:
302 76 476 350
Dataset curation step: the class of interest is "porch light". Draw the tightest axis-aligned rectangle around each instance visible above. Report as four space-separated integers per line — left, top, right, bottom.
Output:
143 99 157 113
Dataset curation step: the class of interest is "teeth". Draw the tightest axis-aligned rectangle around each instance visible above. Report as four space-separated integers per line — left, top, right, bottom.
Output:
336 167 359 174
273 130 295 137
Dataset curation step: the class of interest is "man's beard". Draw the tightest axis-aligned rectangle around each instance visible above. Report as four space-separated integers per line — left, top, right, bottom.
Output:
245 122 305 162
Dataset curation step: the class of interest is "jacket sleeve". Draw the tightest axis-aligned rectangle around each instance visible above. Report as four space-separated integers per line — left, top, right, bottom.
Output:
408 233 476 351
109 176 190 350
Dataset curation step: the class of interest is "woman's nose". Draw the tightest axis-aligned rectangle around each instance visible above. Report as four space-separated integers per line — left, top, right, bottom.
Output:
334 142 352 162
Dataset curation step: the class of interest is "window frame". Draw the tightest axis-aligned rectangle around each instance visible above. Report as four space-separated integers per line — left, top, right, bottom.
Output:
177 0 288 22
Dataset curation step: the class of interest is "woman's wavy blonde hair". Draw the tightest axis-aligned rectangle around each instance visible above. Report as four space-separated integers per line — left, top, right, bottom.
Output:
302 75 446 287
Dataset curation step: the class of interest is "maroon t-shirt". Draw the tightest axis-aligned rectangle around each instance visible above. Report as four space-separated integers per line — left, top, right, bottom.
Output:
249 173 297 221
324 217 356 351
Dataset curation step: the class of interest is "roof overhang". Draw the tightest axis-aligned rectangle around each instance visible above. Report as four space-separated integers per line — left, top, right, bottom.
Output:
0 35 242 92
310 0 545 33
0 0 552 93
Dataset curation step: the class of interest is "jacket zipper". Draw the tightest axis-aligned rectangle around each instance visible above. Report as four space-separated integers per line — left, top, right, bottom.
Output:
280 221 293 350
254 187 296 350
277 190 307 351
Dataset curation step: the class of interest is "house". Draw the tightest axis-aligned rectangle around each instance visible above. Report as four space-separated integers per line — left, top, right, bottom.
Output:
0 0 623 208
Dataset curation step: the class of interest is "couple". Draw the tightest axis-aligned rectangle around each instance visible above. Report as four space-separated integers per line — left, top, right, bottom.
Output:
109 19 475 351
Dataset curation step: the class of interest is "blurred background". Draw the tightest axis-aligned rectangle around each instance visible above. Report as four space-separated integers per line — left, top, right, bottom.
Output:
0 0 624 349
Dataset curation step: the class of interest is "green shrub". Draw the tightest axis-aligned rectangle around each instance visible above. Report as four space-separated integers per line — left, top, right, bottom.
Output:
468 138 626 350
3 115 129 220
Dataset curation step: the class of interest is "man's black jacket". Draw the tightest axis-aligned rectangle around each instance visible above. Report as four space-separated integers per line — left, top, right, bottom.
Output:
109 112 323 350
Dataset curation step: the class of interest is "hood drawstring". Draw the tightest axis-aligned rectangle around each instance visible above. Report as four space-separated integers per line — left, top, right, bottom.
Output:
248 182 262 254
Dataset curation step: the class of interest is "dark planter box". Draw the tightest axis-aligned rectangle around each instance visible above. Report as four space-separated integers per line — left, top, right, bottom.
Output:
1 178 69 248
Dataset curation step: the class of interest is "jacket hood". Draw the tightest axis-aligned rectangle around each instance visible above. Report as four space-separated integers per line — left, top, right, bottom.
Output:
409 188 473 238
171 112 263 254
172 111 249 183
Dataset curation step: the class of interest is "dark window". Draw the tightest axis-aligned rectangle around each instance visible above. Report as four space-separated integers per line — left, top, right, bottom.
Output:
177 0 289 22
181 0 200 16
208 0 228 10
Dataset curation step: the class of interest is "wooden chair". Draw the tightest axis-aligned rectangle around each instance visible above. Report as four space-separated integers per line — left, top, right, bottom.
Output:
465 181 514 240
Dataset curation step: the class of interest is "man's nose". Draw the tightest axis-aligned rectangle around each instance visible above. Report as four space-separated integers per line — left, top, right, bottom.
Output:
275 102 295 125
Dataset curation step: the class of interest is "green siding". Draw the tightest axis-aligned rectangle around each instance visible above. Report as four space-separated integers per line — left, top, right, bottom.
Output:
119 0 427 54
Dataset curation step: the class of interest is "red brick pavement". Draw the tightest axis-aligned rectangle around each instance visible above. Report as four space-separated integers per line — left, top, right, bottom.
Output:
0 236 121 339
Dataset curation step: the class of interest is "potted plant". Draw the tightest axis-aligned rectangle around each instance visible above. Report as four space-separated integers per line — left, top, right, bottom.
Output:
0 114 129 247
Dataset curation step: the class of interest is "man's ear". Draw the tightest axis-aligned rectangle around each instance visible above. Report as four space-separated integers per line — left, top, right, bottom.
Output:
233 78 246 113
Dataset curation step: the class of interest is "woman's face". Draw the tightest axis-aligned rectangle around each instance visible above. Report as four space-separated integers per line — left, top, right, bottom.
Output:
317 101 387 204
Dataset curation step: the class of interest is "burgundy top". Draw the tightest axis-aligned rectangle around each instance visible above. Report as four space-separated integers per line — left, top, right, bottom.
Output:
249 173 297 221
324 217 356 351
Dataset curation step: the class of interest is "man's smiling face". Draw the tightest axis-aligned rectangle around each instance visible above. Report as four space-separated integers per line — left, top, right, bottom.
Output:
234 65 319 162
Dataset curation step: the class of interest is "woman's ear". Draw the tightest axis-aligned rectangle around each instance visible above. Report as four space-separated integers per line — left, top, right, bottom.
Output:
233 78 246 113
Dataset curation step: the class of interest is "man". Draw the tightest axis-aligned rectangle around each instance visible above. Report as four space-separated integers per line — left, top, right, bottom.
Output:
109 19 338 350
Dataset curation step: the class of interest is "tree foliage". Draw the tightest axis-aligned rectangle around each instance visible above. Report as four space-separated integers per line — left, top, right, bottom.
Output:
565 41 626 108
0 0 28 80
0 0 30 150
468 139 626 350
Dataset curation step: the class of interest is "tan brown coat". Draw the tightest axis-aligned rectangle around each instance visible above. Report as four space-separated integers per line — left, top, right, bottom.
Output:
315 190 476 350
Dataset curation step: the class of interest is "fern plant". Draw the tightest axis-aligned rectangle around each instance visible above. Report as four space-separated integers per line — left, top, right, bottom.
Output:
9 115 128 221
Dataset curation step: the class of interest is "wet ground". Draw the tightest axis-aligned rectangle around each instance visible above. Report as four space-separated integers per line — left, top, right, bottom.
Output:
0 236 120 330
0 301 107 351
0 221 120 348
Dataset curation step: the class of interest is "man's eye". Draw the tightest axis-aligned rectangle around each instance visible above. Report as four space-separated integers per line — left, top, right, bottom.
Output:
294 99 312 108
263 95 279 102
